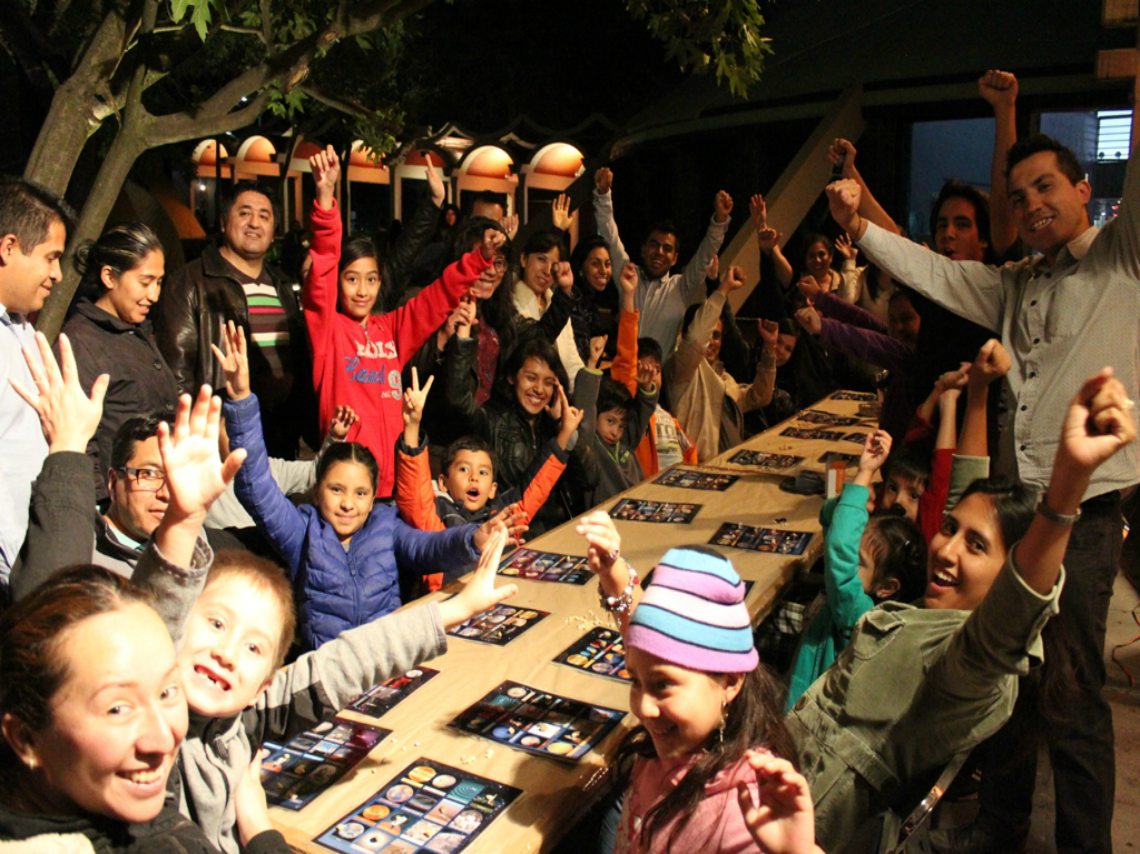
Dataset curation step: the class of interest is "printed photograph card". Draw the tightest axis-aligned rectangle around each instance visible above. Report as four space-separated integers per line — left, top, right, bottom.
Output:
449 680 625 763
346 668 440 719
610 498 701 524
313 757 521 853
709 522 813 555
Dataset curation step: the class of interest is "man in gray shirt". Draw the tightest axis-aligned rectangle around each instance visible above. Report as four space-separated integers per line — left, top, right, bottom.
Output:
828 133 1138 853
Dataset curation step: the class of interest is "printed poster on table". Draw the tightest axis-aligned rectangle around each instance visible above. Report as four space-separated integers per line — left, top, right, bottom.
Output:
781 426 846 442
726 450 804 470
313 757 521 854
610 498 701 524
260 717 390 811
346 667 440 719
553 627 630 682
709 522 813 555
446 603 548 646
830 390 877 401
797 409 860 427
653 468 739 491
498 548 591 585
449 680 625 763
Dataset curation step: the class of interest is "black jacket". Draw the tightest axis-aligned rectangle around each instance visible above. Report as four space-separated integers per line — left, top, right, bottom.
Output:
152 243 315 456
60 300 178 502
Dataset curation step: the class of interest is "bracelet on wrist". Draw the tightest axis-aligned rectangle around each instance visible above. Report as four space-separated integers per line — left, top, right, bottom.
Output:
1036 494 1081 526
598 564 639 615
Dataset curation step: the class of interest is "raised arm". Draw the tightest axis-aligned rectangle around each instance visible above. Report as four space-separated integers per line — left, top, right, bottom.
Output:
677 190 732 304
382 159 446 308
751 194 794 288
302 146 343 387
978 70 1019 257
960 338 1010 457
592 168 633 276
9 332 107 599
828 138 902 235
828 179 1005 331
610 263 640 394
671 269 739 383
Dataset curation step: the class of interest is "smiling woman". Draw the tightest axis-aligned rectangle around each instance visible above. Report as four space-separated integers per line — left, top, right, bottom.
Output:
0 568 199 847
62 222 178 504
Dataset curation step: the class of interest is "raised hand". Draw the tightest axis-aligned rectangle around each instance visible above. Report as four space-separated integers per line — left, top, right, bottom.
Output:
858 428 892 476
438 525 518 629
978 69 1018 111
478 502 529 550
588 335 608 369
553 260 574 295
757 318 779 353
309 145 340 209
935 362 971 396
575 510 633 610
1056 369 1136 473
795 304 822 336
637 359 661 390
551 193 573 231
402 366 434 430
502 213 519 241
714 190 733 223
796 275 822 299
453 297 477 341
825 178 862 235
749 193 767 229
969 338 1012 389
834 233 857 262
425 155 446 207
718 264 746 294
618 261 638 295
10 331 107 453
736 750 819 854
705 253 720 281
209 320 251 401
757 225 782 253
595 167 613 195
827 138 857 178
481 226 506 260
328 405 359 440
158 386 246 525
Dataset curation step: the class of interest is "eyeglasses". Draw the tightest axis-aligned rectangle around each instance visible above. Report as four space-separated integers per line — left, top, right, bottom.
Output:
118 466 166 491
492 256 507 272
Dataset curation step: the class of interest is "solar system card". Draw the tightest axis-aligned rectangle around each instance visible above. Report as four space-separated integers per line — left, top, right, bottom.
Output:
497 548 591 585
313 757 520 853
260 717 390 811
830 390 877 401
726 449 804 470
552 627 630 682
446 604 548 646
609 497 701 524
781 426 846 442
797 409 860 426
448 680 625 763
709 522 813 555
653 468 739 491
346 667 440 719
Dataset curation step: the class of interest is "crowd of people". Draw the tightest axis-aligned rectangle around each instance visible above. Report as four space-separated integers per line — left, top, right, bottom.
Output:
0 68 1136 853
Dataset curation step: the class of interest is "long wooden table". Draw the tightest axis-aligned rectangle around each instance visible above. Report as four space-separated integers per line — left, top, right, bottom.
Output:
270 392 879 852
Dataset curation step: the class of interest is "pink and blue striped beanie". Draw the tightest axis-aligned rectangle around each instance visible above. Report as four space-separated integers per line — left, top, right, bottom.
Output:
627 546 758 673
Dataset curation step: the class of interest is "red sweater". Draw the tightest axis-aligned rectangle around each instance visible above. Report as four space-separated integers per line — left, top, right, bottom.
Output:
305 201 490 496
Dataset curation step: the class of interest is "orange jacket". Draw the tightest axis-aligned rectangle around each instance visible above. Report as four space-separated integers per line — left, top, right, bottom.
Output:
609 307 699 476
395 437 569 591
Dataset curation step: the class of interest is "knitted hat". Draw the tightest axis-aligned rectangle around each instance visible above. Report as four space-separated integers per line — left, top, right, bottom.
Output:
627 546 758 673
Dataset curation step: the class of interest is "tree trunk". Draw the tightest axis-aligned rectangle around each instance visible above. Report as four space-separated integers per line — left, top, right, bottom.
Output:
35 126 148 339
23 11 129 196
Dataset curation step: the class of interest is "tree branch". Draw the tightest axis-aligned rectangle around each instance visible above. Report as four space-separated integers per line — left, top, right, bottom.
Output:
298 82 372 120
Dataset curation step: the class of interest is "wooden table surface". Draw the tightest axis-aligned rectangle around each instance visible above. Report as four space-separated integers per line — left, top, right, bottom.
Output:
270 392 879 852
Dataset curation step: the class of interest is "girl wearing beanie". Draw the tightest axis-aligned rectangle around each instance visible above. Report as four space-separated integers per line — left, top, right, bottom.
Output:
577 512 823 854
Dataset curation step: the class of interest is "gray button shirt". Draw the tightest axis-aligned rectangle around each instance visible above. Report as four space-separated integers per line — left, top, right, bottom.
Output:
857 183 1140 499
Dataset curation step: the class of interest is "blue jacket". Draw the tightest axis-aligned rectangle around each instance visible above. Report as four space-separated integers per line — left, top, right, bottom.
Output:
224 394 479 650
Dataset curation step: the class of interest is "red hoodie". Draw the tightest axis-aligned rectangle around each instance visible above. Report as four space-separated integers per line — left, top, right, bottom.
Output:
305 201 490 496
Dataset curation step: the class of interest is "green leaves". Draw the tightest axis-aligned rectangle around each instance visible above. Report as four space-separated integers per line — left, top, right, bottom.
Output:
624 0 771 98
168 0 214 41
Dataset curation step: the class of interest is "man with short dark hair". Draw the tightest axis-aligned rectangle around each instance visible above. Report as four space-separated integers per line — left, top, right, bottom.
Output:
0 177 73 587
829 130 1138 854
593 167 732 350
155 181 314 457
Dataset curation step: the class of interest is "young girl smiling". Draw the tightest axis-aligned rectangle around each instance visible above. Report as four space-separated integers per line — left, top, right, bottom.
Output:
304 146 503 497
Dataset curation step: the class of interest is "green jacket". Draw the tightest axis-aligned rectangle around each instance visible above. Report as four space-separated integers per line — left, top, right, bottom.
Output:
786 483 875 710
787 551 1062 851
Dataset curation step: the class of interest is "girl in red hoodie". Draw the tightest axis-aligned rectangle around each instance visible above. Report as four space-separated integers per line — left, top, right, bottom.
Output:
305 146 504 496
